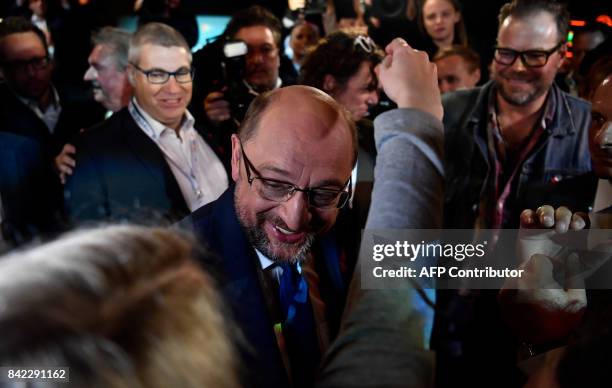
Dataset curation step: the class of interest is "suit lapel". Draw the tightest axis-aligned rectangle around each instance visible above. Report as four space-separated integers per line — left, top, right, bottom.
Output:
197 189 346 387
120 111 189 216
207 190 290 387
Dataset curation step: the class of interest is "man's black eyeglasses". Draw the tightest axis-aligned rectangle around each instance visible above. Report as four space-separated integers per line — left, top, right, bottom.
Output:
240 142 351 209
2 56 49 71
129 62 194 84
493 41 565 68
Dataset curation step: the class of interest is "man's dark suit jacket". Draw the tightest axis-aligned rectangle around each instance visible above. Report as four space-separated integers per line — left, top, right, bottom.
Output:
64 108 227 225
0 83 104 158
0 132 61 246
187 188 347 388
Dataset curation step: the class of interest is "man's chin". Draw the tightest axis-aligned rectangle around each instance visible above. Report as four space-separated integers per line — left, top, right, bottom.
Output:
246 75 275 92
263 231 315 264
266 245 307 264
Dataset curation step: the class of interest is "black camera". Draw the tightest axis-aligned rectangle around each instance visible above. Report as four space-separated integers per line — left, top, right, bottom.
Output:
219 40 259 123
191 36 258 125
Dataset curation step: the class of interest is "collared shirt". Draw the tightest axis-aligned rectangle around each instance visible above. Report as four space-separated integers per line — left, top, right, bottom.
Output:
256 248 285 283
478 85 556 229
129 98 228 211
243 77 283 95
16 86 61 133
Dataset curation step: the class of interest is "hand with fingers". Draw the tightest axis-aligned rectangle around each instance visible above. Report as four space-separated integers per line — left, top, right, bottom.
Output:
55 143 77 185
378 38 443 120
499 205 588 348
204 90 232 125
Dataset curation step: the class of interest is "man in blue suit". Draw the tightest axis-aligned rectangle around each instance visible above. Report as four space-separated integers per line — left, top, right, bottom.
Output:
188 85 356 388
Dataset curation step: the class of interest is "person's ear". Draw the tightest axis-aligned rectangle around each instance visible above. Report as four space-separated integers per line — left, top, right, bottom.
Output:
556 43 568 69
453 11 461 24
127 65 136 85
323 74 337 94
469 68 481 87
230 134 242 183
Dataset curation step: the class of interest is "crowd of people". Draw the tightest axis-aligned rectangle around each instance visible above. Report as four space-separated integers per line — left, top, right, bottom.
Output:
1 0 612 387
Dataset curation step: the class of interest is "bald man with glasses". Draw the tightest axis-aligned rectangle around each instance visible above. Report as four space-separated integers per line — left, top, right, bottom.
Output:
185 84 355 388
64 23 228 225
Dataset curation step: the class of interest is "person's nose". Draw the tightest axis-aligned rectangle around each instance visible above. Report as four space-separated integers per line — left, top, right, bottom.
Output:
279 191 312 231
596 121 612 154
439 80 451 93
164 75 182 92
83 66 96 82
251 48 267 64
510 54 528 72
367 89 379 106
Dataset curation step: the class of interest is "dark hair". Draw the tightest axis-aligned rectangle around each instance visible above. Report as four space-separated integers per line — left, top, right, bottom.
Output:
0 16 49 57
434 45 481 73
581 56 612 100
498 0 570 42
419 0 468 48
223 5 282 49
299 31 383 93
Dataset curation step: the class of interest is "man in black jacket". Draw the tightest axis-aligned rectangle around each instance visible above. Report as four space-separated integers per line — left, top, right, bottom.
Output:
64 23 228 225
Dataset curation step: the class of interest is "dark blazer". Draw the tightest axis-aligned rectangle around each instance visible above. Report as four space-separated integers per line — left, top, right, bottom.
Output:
0 133 61 246
64 108 208 225
0 83 104 158
186 188 347 388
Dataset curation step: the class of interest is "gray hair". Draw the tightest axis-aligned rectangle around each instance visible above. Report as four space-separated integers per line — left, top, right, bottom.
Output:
92 27 132 71
128 22 192 65
0 225 240 388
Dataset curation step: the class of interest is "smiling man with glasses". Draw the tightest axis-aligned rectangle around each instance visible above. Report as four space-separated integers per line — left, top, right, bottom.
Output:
437 0 593 386
186 85 356 388
64 23 228 225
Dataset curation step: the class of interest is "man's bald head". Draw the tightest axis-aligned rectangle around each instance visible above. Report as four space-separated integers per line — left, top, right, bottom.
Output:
231 85 356 264
238 85 358 166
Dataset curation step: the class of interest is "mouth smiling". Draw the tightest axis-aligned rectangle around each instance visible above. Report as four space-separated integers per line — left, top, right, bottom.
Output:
159 97 183 107
265 221 307 244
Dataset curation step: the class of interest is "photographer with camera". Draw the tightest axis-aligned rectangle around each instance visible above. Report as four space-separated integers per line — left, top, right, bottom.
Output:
194 6 296 126
190 6 298 165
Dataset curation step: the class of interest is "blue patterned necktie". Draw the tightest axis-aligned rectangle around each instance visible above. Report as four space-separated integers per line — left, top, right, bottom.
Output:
277 262 320 387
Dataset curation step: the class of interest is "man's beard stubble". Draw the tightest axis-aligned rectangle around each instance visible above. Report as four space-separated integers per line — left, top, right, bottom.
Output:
496 72 548 107
235 195 315 265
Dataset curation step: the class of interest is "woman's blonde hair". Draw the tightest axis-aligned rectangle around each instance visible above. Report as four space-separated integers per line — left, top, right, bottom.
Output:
0 225 240 388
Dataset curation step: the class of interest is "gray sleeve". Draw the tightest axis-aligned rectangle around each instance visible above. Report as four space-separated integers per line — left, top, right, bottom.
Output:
366 108 444 230
316 108 443 387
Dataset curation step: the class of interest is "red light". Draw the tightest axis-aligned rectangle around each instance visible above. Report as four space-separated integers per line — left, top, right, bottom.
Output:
596 15 612 27
570 20 586 27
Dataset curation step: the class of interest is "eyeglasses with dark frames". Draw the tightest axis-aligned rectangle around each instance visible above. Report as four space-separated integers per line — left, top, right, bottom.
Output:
240 141 351 209
2 56 50 71
129 62 194 84
493 41 565 68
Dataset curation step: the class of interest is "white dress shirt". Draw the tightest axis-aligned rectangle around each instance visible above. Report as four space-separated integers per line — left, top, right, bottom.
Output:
129 99 228 211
